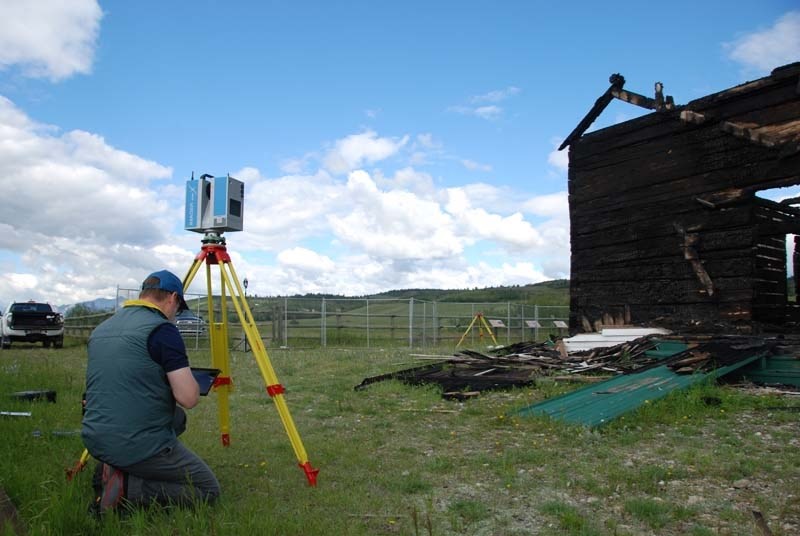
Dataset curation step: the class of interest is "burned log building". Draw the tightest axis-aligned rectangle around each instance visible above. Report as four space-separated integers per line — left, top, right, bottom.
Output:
562 62 800 333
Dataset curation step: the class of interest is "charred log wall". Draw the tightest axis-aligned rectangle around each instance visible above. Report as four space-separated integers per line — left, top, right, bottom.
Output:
568 64 800 332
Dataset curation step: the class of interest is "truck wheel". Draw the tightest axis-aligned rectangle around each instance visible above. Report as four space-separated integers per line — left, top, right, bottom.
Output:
54 337 64 349
43 340 51 348
0 338 9 349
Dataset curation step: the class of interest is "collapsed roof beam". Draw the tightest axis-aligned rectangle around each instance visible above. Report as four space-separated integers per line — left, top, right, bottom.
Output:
559 74 625 151
559 74 674 151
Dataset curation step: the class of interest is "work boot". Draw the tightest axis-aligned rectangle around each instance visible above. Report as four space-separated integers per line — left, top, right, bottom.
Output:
99 463 127 513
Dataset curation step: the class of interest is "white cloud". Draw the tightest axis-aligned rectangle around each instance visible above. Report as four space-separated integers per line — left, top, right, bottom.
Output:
415 133 441 149
374 167 437 196
0 96 188 305
277 247 335 274
449 104 503 120
328 170 461 260
445 188 546 251
0 98 173 244
469 86 521 104
523 192 569 220
725 11 800 73
237 169 341 250
232 166 263 185
449 86 521 121
0 273 37 299
474 105 502 120
0 0 102 81
408 133 445 167
0 113 567 305
547 145 569 173
323 130 409 174
462 159 493 172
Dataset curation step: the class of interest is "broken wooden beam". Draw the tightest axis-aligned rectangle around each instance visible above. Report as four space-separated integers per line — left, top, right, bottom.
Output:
559 73 626 150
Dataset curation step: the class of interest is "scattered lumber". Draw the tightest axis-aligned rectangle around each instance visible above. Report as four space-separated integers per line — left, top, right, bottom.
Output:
356 334 780 398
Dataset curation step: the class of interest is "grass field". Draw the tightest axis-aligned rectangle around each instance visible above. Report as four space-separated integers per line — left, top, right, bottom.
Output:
1 341 799 535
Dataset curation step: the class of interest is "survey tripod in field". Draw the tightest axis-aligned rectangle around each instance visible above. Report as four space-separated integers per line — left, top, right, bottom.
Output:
456 312 499 348
68 231 318 487
182 231 318 486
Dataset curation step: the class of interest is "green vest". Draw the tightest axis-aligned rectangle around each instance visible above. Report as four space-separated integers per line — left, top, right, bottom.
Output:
81 304 176 467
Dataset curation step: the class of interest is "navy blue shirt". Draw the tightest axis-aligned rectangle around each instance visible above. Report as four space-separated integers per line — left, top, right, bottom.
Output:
147 323 190 372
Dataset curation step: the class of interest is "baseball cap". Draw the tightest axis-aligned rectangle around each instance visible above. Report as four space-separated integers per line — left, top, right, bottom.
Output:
142 270 189 311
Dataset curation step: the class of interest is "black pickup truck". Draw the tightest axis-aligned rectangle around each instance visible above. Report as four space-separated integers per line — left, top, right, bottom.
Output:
0 301 65 348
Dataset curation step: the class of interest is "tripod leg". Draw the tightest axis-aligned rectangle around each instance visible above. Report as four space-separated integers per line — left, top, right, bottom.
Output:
218 260 319 486
456 314 479 348
182 253 206 290
206 262 234 446
480 315 499 346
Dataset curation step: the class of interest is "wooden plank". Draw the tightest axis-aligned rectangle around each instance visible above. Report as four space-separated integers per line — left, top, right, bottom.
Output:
574 257 754 283
570 205 754 248
573 302 753 327
725 100 800 133
570 278 754 306
610 87 659 110
576 140 800 204
572 229 757 269
757 222 800 235
689 79 800 120
570 136 787 203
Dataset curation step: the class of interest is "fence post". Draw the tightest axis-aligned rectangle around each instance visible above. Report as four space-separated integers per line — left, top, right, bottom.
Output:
408 297 414 348
471 303 475 346
321 297 326 348
366 298 370 348
507 302 511 345
433 302 438 347
421 301 426 347
283 297 288 347
534 304 539 341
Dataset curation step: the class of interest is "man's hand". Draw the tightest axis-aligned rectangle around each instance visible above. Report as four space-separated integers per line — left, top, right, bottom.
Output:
167 367 200 408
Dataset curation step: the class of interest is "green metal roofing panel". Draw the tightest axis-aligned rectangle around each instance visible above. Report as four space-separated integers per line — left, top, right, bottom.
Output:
644 341 689 359
516 349 769 428
736 355 800 387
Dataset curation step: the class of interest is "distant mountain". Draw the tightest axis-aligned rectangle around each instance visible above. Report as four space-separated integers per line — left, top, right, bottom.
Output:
59 297 117 315
59 280 572 316
273 279 572 305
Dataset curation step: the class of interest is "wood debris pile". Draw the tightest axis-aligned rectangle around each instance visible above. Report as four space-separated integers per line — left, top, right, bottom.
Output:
480 335 665 375
355 334 781 398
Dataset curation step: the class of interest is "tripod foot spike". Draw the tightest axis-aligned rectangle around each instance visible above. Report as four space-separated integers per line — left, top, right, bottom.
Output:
65 460 87 481
221 434 230 447
66 448 91 481
299 461 319 486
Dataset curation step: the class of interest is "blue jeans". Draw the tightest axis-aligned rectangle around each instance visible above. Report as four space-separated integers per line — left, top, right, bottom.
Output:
119 408 220 507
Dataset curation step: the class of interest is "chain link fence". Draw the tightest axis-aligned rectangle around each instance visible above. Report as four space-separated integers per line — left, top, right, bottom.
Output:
63 287 568 349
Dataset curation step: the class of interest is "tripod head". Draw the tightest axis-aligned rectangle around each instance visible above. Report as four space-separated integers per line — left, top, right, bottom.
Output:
200 231 226 246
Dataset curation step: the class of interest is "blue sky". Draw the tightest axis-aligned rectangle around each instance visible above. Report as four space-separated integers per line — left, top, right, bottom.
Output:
0 1 798 306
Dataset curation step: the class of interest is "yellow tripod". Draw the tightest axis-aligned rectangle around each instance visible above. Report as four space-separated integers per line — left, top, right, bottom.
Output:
184 232 318 486
456 312 499 348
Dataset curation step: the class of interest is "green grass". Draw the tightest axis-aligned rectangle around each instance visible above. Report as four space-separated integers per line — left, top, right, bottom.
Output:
0 342 799 535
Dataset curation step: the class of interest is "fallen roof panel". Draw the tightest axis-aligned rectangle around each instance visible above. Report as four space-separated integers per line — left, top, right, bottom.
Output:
516 344 770 427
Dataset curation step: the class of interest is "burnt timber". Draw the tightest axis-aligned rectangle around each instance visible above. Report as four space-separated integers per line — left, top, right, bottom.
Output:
562 62 800 333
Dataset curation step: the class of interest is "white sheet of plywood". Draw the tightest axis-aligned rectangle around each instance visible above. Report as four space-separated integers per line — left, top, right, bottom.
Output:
562 327 671 353
600 327 671 337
